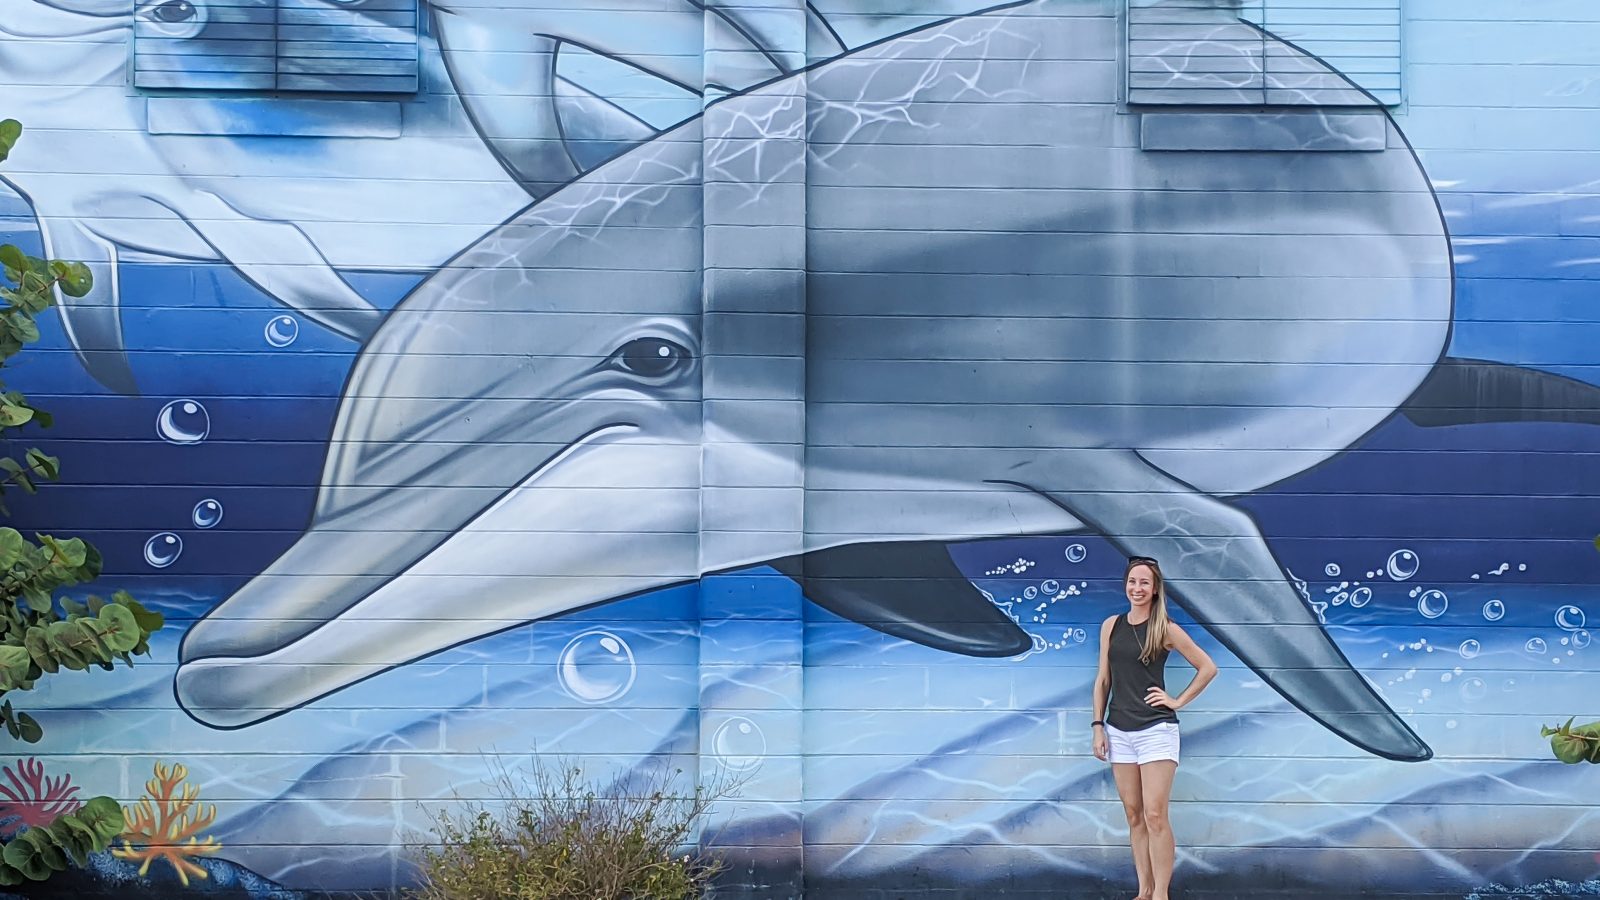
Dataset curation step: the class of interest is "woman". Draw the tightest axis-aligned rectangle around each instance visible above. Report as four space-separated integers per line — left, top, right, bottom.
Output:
1091 556 1218 900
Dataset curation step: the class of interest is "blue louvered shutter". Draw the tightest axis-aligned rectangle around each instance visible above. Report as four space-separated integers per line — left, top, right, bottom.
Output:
276 0 419 93
132 0 418 93
1127 0 1401 106
134 0 278 90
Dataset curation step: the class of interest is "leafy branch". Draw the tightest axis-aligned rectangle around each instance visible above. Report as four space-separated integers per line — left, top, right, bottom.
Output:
0 119 164 882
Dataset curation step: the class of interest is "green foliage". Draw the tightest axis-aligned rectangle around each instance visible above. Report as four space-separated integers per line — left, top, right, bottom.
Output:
1542 717 1600 765
0 796 124 885
0 119 166 883
408 761 734 900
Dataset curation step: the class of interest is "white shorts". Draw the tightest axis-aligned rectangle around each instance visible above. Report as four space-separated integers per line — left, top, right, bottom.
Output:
1106 721 1180 765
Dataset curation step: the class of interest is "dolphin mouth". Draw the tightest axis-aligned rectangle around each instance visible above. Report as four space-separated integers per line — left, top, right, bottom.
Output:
176 421 661 727
177 421 642 670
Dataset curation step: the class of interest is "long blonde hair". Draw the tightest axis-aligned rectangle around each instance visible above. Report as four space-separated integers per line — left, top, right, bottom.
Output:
1125 557 1170 664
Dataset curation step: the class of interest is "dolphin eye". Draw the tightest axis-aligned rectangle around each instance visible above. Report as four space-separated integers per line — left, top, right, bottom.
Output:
151 0 196 21
139 0 206 37
610 337 692 379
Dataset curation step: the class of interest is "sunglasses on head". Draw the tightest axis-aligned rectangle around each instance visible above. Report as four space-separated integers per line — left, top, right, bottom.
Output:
1127 556 1159 566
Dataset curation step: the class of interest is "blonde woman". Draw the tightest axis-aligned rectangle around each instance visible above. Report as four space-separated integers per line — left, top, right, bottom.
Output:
1091 556 1218 900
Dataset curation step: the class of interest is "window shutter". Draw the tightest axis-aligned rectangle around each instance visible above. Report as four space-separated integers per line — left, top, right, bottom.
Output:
1127 0 1401 106
276 0 419 93
133 0 419 94
134 0 278 91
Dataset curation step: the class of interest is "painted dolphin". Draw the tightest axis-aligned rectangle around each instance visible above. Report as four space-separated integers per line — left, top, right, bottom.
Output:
0 0 535 393
173 2 1600 759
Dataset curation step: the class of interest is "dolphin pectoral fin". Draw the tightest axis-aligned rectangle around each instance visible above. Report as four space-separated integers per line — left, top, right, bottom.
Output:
1403 357 1600 427
771 541 1032 658
177 192 381 343
38 217 138 394
1004 449 1432 762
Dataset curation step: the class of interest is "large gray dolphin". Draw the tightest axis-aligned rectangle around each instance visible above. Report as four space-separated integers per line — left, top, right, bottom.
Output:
173 2 1600 760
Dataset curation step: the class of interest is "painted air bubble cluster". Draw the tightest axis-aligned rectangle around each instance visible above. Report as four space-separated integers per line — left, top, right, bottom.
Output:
984 557 1035 576
264 315 299 348
557 630 637 704
1469 561 1526 580
147 401 232 566
978 549 1092 657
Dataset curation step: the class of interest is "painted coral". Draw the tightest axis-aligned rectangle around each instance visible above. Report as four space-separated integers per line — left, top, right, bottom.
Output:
112 761 221 886
0 757 82 837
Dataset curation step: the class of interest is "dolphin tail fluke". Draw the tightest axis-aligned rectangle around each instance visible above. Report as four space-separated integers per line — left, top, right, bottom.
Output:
171 191 382 343
771 541 1033 658
431 17 580 198
1403 357 1600 427
1002 448 1432 762
38 217 139 394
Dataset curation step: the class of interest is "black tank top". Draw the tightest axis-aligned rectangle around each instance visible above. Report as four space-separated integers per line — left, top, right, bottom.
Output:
1107 614 1177 732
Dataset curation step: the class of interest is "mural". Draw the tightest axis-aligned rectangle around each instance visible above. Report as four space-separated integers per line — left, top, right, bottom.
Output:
2 0 1599 897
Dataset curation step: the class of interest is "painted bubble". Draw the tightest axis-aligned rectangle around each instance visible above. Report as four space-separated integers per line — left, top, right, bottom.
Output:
1482 599 1505 622
557 630 636 704
1349 587 1372 608
1064 544 1087 564
1555 605 1586 631
1574 630 1591 649
1459 677 1488 702
143 533 182 568
1023 586 1038 600
1324 563 1340 577
1524 638 1547 655
156 400 210 445
1386 549 1419 581
1417 589 1448 619
1458 639 1480 659
712 717 767 772
1071 627 1087 643
1331 591 1348 607
191 499 224 529
264 314 299 348
1041 580 1060 595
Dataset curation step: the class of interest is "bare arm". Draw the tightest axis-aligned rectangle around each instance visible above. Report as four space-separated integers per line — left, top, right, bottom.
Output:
1157 622 1218 710
1093 615 1116 719
1091 615 1116 760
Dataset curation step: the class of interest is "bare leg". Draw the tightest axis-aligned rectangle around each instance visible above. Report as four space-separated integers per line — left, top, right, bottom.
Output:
1139 760 1178 900
1111 762 1152 899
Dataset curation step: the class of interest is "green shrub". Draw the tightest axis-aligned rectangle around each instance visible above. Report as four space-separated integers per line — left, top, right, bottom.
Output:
0 119 164 884
408 760 733 900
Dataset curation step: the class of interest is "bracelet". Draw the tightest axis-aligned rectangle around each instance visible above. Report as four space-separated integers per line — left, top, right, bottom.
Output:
1090 720 1105 728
